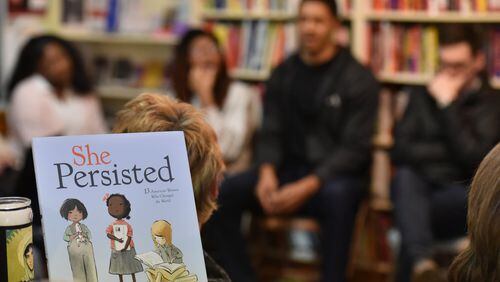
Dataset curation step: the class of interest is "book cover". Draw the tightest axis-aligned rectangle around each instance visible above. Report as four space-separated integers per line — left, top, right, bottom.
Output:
32 132 207 282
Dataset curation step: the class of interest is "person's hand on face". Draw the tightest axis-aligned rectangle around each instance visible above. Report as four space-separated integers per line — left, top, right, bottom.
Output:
188 36 221 108
189 65 217 107
429 42 480 108
428 70 468 107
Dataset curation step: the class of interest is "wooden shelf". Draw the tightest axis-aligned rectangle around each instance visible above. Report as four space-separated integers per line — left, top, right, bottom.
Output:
230 69 270 81
202 9 296 21
56 30 178 46
366 11 500 23
354 261 394 274
97 85 166 100
377 72 432 85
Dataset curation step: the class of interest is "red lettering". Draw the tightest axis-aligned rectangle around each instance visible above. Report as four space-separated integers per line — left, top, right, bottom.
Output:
72 144 112 166
85 144 101 165
101 151 111 164
72 146 85 166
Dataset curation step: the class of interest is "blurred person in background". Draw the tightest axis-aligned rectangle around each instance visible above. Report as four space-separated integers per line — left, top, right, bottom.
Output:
5 34 107 279
448 143 500 282
203 1 379 281
391 24 500 282
170 29 261 174
7 34 107 164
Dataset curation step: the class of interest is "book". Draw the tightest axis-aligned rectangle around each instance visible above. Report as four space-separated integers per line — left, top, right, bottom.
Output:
32 132 206 281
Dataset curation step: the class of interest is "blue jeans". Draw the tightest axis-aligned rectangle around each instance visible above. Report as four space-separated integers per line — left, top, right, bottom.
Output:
202 165 365 282
392 167 467 282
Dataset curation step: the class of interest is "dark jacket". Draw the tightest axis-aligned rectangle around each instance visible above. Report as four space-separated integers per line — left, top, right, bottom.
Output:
391 82 500 183
256 48 380 182
205 251 231 282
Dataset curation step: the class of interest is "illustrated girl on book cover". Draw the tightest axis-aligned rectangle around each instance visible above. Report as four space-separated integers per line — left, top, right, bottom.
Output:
138 220 197 282
152 220 183 264
106 193 143 281
60 198 98 282
20 243 34 282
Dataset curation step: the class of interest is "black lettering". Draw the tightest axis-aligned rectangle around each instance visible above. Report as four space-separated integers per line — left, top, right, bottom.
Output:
74 171 88 188
132 165 143 184
101 171 112 186
88 170 99 187
112 164 121 186
122 169 132 185
158 155 175 182
144 167 157 183
54 163 73 189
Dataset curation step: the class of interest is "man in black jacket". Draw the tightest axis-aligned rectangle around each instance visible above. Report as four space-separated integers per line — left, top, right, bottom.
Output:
391 24 500 282
203 1 379 281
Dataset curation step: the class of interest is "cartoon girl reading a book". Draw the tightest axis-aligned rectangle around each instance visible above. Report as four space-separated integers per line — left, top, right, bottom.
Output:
152 220 183 264
106 193 143 281
60 198 98 282
138 220 198 282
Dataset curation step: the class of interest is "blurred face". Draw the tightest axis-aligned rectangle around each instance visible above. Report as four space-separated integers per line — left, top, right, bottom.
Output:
438 42 485 81
154 235 166 245
189 36 221 71
298 1 337 55
108 196 126 219
38 42 73 89
25 247 34 271
68 206 83 223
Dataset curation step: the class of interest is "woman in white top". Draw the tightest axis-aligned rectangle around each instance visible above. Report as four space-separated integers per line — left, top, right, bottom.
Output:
170 29 261 173
7 35 107 165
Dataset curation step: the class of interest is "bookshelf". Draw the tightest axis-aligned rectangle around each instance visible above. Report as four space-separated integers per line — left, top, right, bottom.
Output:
97 85 167 100
364 0 500 89
366 11 500 23
201 10 297 21
202 0 354 82
377 72 432 85
38 0 191 106
55 30 179 46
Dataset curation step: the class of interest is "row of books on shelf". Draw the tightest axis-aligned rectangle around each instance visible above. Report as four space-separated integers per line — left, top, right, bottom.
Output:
204 0 300 13
372 0 500 12
61 0 185 36
206 21 297 74
369 23 439 75
92 55 169 90
369 23 500 82
203 0 352 15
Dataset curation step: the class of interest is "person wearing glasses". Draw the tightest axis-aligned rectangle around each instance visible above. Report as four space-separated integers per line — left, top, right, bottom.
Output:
391 24 500 282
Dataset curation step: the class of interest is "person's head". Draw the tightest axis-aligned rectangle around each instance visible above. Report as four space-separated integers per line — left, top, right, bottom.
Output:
113 93 224 226
171 29 230 108
7 34 92 98
151 220 173 247
449 143 500 282
24 243 34 271
106 194 131 220
60 198 88 223
298 0 339 56
438 24 486 83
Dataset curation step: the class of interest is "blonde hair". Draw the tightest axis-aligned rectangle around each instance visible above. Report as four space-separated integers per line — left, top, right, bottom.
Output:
449 143 500 282
113 93 224 225
151 220 172 246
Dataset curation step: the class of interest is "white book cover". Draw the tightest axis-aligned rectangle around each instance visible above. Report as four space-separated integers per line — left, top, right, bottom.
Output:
32 132 206 282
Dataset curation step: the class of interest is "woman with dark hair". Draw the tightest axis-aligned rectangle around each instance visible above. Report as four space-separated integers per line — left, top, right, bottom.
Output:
6 34 106 164
170 29 261 173
448 143 500 282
